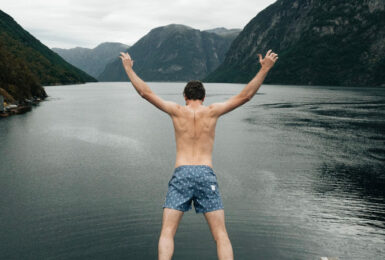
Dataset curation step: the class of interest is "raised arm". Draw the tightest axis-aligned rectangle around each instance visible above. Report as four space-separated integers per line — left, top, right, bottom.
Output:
208 49 278 117
120 52 180 116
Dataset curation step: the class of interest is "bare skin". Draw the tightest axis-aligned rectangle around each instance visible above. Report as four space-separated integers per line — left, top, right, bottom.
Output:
120 50 278 260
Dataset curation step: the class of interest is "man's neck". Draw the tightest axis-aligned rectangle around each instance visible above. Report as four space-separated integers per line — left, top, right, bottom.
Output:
185 99 203 108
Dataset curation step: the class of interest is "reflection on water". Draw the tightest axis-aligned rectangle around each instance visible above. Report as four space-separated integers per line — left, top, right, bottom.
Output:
0 83 384 259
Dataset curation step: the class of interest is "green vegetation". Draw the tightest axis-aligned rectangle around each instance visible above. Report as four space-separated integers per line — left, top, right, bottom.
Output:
0 32 45 102
0 9 96 103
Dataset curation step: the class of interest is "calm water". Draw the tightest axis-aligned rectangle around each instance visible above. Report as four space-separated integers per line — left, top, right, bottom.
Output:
0 82 384 260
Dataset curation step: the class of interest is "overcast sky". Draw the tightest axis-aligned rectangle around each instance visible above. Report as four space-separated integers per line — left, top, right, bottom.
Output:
1 0 276 49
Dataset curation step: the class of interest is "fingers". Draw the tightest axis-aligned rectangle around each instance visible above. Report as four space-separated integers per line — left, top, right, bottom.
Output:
261 49 278 62
271 51 278 62
266 49 279 61
257 53 262 63
119 52 132 60
268 51 277 58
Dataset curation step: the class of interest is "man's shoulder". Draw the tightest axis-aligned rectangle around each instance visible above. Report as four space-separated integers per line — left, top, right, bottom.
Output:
170 105 215 117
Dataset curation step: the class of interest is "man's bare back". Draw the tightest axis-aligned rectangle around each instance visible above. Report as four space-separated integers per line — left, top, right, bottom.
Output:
120 49 278 260
171 102 217 168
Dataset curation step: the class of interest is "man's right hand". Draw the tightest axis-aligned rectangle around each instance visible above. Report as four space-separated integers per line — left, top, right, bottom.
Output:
257 49 278 70
120 52 134 70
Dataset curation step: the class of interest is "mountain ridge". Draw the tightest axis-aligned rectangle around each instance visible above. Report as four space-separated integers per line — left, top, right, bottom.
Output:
98 24 240 82
204 0 385 87
52 42 130 78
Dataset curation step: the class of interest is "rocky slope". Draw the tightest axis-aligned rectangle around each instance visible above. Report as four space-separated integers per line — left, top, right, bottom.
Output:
52 42 129 78
204 0 385 87
98 24 240 82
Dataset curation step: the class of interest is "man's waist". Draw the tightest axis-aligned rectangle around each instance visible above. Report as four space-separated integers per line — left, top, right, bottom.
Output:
174 164 213 171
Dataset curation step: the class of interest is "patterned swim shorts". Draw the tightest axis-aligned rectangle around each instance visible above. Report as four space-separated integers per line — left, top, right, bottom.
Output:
162 165 224 214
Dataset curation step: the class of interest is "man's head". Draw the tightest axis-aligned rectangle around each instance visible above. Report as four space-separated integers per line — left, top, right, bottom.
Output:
183 80 205 102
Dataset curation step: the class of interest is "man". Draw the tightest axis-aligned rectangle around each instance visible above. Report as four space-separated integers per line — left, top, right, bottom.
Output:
120 49 278 260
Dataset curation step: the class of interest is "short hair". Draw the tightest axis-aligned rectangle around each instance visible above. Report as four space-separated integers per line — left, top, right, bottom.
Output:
183 80 205 101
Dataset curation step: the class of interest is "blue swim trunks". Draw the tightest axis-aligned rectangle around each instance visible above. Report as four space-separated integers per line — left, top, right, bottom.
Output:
162 165 224 214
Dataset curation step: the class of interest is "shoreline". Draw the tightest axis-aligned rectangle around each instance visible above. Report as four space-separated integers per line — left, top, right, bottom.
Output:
0 96 46 118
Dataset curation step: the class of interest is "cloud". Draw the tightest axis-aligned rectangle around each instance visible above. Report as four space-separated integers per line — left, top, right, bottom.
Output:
1 0 276 49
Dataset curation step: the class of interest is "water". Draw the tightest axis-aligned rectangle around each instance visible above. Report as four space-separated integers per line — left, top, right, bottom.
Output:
0 82 384 259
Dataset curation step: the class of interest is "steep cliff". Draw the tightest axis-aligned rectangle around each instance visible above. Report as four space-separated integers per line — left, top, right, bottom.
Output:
204 0 385 87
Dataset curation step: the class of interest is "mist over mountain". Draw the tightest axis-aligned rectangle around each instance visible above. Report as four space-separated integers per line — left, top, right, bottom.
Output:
205 0 385 87
203 27 242 38
98 24 240 82
52 42 129 78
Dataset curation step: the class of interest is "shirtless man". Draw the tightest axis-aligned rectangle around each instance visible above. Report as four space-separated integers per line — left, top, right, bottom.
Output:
120 49 278 260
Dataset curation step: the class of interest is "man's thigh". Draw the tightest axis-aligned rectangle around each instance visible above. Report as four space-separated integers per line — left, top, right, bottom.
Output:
204 209 229 241
160 208 184 236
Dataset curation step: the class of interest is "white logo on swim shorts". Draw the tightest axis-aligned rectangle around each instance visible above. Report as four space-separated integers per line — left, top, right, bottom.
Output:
211 185 216 191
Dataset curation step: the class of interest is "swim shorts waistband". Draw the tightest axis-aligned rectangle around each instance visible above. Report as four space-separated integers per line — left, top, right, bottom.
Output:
174 165 213 171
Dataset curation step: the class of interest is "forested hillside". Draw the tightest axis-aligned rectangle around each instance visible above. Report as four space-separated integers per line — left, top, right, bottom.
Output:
0 9 96 103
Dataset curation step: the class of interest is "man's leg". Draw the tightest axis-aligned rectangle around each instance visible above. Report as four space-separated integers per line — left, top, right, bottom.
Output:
158 208 184 260
204 209 234 260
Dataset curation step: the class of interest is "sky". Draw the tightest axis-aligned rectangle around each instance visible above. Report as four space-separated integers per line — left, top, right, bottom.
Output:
1 0 276 49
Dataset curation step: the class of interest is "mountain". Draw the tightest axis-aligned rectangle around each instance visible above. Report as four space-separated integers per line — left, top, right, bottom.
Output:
204 0 385 87
203 27 242 38
98 24 240 82
0 9 96 103
52 42 129 78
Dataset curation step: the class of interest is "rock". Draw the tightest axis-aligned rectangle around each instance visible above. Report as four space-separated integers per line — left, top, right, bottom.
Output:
205 0 385 87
